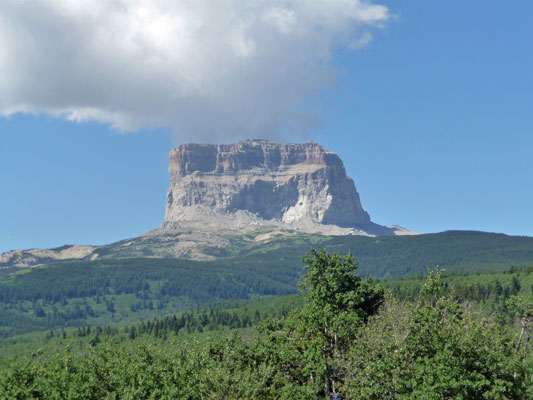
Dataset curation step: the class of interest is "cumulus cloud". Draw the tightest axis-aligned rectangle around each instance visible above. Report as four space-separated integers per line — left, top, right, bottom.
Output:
0 0 389 142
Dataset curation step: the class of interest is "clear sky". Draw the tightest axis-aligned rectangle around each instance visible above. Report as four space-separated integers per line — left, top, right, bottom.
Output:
1 0 532 253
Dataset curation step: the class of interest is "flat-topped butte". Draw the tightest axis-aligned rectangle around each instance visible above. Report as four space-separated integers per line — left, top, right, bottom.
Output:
163 139 401 235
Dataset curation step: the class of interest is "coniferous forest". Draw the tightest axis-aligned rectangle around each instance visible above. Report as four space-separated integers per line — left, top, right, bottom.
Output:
0 249 532 399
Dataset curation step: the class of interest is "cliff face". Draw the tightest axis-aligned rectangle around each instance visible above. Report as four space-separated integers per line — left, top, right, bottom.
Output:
163 140 382 233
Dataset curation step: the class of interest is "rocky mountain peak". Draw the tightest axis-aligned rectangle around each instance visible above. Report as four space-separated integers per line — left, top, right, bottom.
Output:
162 139 395 235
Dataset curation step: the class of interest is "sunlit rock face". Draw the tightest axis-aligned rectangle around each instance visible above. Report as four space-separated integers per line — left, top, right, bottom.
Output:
162 139 397 235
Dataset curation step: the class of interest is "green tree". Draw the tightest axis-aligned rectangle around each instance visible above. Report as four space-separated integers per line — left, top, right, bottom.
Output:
298 249 384 396
344 272 528 399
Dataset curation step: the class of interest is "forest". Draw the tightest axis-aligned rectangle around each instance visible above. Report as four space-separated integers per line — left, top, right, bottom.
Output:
0 249 532 399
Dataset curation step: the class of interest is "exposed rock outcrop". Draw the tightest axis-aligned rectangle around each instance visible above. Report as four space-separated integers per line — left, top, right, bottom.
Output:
162 139 399 235
0 245 97 269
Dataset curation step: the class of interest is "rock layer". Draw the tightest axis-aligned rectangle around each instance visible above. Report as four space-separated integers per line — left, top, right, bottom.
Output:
162 140 389 234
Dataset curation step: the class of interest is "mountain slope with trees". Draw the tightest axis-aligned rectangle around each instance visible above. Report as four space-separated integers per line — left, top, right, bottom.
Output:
0 250 531 399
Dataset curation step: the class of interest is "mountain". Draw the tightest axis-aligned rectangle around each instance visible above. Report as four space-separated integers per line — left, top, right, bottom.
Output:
2 139 417 268
161 139 408 236
3 141 533 271
2 229 533 276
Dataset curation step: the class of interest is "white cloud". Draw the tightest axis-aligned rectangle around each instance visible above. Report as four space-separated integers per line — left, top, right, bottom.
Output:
0 0 389 142
263 8 296 35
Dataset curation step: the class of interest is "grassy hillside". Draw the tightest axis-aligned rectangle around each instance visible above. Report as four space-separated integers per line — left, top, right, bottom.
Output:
114 230 533 278
248 230 533 278
5 229 533 275
1 230 532 338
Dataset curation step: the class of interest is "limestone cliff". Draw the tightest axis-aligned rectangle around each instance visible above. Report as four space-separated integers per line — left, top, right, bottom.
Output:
162 140 396 235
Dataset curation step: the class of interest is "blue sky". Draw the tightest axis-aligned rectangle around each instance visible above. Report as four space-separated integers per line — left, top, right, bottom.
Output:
1 0 532 253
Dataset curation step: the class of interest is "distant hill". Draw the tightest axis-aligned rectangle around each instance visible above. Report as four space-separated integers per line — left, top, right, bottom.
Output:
98 229 533 279
317 230 533 278
2 230 533 276
1 230 533 338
